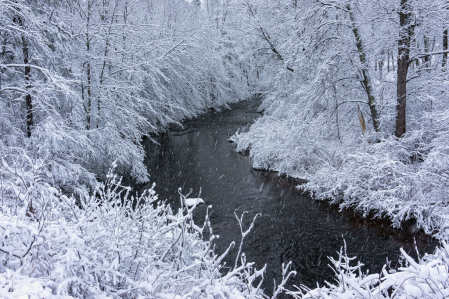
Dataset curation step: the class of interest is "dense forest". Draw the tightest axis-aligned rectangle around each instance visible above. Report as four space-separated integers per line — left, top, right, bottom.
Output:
2 0 449 298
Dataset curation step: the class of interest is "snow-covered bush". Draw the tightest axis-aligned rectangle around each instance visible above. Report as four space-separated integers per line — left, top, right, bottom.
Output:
0 152 298 298
300 241 449 299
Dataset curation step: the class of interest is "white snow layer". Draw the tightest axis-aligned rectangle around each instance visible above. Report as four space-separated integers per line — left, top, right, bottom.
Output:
185 197 205 207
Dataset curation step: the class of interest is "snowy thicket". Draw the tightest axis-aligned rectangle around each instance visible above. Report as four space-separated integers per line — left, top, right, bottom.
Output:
234 0 449 238
300 241 449 299
0 154 303 298
0 0 252 188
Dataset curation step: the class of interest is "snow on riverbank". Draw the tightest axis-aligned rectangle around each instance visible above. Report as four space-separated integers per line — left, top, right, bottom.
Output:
229 95 449 297
233 100 449 241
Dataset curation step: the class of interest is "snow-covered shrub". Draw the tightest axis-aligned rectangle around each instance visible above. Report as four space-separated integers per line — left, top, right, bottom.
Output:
0 153 297 298
233 100 351 181
303 131 449 234
300 241 449 299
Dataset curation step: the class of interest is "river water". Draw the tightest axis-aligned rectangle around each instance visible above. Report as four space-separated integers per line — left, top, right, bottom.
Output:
140 97 438 294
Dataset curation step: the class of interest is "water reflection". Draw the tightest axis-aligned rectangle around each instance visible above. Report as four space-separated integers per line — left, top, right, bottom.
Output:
140 97 438 294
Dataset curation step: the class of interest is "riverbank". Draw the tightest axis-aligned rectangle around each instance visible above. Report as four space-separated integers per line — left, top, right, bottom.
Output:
232 98 449 242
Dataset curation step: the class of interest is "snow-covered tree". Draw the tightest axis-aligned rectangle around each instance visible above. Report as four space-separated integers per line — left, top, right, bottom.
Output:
234 0 449 236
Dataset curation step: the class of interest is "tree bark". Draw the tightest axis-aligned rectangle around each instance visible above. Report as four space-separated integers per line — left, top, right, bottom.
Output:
443 29 448 67
347 4 380 132
22 35 32 138
13 14 33 137
85 2 92 130
395 0 412 138
357 105 366 136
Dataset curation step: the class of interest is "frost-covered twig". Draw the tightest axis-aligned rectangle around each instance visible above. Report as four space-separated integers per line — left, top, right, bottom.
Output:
233 210 261 270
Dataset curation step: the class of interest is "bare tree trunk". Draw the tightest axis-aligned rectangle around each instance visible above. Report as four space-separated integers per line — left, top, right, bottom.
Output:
443 29 448 67
357 105 366 135
423 34 431 67
395 0 412 138
85 2 92 130
13 14 33 137
392 51 395 71
86 53 92 129
22 35 32 138
347 4 380 132
333 85 340 140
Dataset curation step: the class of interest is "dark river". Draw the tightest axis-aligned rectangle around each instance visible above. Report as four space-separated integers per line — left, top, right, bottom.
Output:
140 97 438 295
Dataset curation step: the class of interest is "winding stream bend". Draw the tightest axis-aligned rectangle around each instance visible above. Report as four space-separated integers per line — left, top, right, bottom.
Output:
140 97 438 293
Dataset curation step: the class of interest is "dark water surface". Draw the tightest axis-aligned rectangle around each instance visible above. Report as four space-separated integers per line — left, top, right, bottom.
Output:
140 97 439 294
